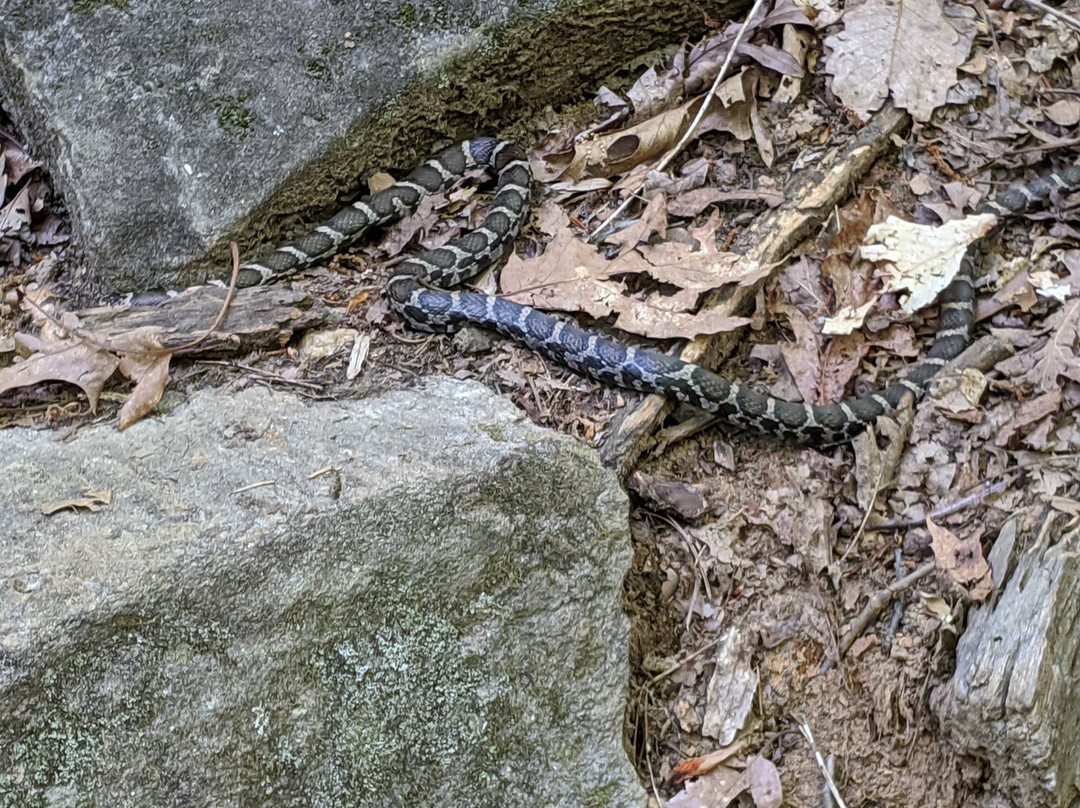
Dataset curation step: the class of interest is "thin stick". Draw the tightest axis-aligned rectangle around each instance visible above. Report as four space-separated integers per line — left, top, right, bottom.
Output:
798 722 848 808
824 559 937 669
587 0 769 242
867 474 1016 531
644 636 723 687
163 241 242 352
1017 0 1080 32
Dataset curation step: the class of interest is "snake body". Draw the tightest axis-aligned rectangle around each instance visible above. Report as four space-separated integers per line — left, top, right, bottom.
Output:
236 138 1078 444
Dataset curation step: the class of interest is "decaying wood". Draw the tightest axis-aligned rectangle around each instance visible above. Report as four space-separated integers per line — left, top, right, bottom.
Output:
600 103 911 477
74 286 332 355
931 518 1080 807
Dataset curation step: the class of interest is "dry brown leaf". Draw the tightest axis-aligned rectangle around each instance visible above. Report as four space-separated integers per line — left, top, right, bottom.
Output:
685 0 812 97
105 328 173 429
778 309 822 405
824 0 975 121
1045 98 1080 126
977 265 1040 319
640 159 709 199
117 352 171 430
502 206 759 339
820 332 872 403
853 425 887 511
556 72 755 182
627 471 709 519
380 193 445 258
625 65 682 121
993 389 1063 447
997 299 1080 394
668 756 782 808
602 194 668 251
927 517 992 601
668 187 784 218
41 489 112 516
932 367 988 424
0 184 31 236
2 145 41 184
0 338 119 410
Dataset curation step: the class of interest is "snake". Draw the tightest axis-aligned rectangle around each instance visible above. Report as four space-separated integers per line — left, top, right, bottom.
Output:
233 137 1078 445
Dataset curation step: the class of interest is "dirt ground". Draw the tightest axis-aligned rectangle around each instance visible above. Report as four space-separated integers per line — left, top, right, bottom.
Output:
3 2 1079 806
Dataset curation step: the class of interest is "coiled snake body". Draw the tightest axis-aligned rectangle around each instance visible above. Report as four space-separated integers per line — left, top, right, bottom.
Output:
235 138 1078 444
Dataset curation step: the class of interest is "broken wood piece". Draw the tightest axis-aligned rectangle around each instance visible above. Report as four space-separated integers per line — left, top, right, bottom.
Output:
74 286 332 356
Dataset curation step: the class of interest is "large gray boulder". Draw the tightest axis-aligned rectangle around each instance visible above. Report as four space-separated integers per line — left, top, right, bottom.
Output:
0 379 642 807
0 0 724 295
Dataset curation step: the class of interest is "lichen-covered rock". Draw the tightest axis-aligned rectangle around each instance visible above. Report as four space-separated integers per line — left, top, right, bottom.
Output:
0 379 643 807
0 0 716 294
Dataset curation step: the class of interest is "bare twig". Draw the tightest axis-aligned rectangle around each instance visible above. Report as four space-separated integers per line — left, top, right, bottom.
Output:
798 722 848 808
867 473 1017 531
1016 0 1080 32
161 241 242 353
644 635 724 688
823 560 937 670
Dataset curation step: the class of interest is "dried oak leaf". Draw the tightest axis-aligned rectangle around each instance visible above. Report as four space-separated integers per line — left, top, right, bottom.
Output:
1 328 119 411
777 308 822 405
0 184 32 236
994 388 1063 448
824 0 975 122
500 205 757 339
553 71 756 182
110 330 172 431
997 298 1080 393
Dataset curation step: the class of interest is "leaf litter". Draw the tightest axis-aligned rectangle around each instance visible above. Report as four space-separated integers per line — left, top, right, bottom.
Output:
5 1 1080 806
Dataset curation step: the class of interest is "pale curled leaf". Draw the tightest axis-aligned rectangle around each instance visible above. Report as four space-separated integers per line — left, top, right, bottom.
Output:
117 352 171 430
861 213 997 313
821 300 875 335
551 73 755 182
702 628 757 745
667 756 782 808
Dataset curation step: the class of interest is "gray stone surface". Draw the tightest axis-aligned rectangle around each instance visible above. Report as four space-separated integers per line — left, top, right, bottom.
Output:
0 0 728 295
0 379 642 807
932 519 1080 808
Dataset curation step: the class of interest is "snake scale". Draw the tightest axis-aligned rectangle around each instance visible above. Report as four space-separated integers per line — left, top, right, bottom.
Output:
233 138 1079 444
